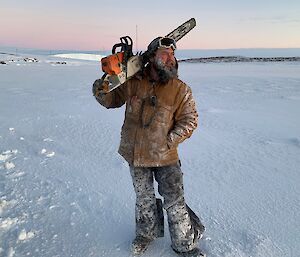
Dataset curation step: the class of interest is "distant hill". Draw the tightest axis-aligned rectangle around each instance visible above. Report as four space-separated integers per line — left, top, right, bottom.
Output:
1 46 300 59
179 56 300 63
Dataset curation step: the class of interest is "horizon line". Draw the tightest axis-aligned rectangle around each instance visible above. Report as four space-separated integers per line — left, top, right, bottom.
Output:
1 45 300 53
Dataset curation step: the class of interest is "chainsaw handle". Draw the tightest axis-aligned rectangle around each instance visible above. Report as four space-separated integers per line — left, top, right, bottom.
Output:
112 36 133 54
120 36 133 48
112 43 126 54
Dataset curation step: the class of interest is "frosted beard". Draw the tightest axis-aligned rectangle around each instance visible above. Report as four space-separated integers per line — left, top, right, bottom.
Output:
153 57 178 84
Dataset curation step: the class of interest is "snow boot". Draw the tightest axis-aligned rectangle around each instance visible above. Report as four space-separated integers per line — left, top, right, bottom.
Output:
173 247 206 257
131 236 153 256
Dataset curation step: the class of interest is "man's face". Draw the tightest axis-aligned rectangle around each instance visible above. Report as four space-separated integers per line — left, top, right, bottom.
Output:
154 48 176 68
152 48 177 84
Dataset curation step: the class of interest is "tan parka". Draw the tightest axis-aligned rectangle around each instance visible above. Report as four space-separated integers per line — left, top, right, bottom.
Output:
94 75 198 167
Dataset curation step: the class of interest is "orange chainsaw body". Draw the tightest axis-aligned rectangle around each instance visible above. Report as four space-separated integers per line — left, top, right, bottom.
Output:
101 52 124 75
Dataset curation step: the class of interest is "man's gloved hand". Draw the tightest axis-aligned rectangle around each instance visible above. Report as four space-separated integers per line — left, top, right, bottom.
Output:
92 78 109 96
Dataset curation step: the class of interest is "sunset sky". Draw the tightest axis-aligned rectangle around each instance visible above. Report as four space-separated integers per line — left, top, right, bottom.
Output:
1 0 300 51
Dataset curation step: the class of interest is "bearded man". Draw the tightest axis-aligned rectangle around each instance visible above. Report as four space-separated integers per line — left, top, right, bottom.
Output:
92 37 205 257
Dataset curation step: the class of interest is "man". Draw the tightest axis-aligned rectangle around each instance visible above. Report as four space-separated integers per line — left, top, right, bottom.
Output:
92 37 205 257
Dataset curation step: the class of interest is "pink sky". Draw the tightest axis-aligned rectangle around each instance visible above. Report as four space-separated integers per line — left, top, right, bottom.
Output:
1 0 300 51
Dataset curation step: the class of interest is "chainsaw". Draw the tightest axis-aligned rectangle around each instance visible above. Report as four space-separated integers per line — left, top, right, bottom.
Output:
100 18 196 92
100 36 142 92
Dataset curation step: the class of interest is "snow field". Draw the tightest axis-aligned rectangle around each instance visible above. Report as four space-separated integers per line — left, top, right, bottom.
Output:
0 55 299 256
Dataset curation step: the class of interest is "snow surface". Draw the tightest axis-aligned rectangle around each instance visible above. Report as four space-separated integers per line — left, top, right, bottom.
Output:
0 52 300 257
52 53 104 62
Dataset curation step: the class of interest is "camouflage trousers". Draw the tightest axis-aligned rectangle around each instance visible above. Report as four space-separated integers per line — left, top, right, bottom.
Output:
130 163 203 252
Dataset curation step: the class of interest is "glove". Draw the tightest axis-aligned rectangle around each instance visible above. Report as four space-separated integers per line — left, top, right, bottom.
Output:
92 78 109 96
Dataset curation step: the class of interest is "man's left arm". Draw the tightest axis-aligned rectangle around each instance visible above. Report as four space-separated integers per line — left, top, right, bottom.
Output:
167 86 198 149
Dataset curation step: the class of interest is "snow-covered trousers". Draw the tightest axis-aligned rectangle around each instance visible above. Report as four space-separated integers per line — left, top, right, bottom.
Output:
130 163 202 252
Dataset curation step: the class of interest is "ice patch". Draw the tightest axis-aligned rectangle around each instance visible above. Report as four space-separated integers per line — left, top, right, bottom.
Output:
1 150 16 162
0 199 9 215
40 148 55 157
1 150 18 165
52 53 104 61
40 149 47 154
20 137 25 140
2 149 18 155
7 171 25 179
49 205 59 210
0 217 18 229
0 154 11 162
8 247 15 257
4 161 15 170
0 199 17 215
43 138 54 142
46 151 55 157
18 229 35 241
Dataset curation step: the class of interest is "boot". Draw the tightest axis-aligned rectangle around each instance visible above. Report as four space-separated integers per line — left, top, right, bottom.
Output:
173 247 206 257
131 235 153 256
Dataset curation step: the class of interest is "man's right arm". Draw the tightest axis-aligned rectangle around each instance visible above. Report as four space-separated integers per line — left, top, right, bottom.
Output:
92 79 127 109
